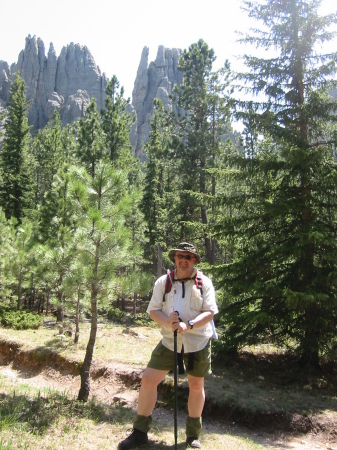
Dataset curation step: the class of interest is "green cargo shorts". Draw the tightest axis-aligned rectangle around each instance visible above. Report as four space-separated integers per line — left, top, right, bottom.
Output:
147 340 212 377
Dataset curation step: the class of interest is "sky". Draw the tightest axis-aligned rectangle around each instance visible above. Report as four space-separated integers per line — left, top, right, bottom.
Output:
1 0 336 100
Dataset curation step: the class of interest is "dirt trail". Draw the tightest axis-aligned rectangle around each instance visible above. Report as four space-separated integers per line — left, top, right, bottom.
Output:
0 361 336 450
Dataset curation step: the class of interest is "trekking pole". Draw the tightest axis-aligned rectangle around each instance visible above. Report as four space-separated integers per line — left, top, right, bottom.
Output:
174 328 178 450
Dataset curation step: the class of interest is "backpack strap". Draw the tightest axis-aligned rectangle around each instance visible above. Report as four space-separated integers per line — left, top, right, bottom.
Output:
194 270 203 296
163 269 203 303
163 269 174 303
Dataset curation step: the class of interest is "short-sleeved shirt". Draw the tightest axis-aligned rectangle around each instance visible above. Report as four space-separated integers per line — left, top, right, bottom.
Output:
147 268 218 354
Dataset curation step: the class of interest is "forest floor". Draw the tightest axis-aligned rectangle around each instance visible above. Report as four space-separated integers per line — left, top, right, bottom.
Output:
0 317 336 450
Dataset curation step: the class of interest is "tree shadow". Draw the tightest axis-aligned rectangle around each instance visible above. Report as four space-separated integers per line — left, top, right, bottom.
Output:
146 443 186 449
0 389 133 435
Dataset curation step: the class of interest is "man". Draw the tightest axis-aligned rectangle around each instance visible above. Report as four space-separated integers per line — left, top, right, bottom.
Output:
118 242 218 449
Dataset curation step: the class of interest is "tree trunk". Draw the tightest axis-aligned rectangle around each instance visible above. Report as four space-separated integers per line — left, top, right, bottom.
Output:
57 303 64 322
157 243 163 278
133 292 137 318
74 288 80 344
56 288 64 322
17 265 22 310
78 286 98 401
46 290 50 316
300 169 317 368
300 307 320 369
200 158 212 263
78 239 100 402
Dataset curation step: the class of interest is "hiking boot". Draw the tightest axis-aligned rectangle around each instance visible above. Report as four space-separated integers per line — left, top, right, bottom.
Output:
117 428 148 449
186 436 201 448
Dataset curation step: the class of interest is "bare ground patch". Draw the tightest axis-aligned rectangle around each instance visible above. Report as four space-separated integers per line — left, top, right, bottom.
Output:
0 336 337 450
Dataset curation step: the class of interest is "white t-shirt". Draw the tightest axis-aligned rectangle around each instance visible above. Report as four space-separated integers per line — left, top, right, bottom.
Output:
147 268 218 353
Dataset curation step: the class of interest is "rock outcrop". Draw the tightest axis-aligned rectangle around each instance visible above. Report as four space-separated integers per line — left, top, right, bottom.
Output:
1 36 184 159
131 45 183 159
3 35 108 130
0 60 10 109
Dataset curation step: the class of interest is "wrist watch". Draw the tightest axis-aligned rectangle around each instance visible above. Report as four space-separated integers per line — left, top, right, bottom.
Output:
188 320 195 330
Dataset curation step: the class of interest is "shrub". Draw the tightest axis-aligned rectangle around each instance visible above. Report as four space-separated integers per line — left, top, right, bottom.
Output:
1 310 43 330
107 307 126 322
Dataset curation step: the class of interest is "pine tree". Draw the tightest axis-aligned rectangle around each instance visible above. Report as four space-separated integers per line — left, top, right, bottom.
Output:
38 161 79 322
101 75 135 166
69 161 132 401
215 0 337 366
0 73 35 222
0 209 13 304
171 40 233 262
1 217 35 309
32 110 71 207
140 103 182 272
76 98 106 177
119 192 153 317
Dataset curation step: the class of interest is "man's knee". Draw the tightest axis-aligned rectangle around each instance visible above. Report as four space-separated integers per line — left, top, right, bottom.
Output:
141 368 166 388
188 375 204 392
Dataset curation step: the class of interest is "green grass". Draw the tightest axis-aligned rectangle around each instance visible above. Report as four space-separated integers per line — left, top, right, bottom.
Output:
0 321 162 367
0 374 273 450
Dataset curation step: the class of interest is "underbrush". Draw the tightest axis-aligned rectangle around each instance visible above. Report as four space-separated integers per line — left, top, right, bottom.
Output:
0 309 44 330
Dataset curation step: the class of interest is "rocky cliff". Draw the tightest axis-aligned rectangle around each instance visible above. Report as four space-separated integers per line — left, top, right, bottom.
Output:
0 35 108 131
132 45 184 158
0 36 184 158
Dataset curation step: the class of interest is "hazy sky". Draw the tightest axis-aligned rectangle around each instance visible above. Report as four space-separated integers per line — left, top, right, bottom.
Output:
1 0 336 99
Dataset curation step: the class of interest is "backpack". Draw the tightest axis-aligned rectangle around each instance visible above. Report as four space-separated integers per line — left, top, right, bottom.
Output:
163 269 203 303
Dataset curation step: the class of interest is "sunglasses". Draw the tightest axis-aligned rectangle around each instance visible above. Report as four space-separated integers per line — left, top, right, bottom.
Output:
176 254 195 260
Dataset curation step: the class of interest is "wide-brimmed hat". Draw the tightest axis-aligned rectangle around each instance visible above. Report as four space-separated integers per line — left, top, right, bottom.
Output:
168 242 201 264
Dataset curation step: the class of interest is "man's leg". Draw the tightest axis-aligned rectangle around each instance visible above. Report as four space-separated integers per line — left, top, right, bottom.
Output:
118 368 168 449
187 374 205 417
137 367 168 416
186 374 204 449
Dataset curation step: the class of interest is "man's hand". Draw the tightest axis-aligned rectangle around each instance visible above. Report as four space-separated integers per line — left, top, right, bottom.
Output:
169 311 179 332
169 311 188 333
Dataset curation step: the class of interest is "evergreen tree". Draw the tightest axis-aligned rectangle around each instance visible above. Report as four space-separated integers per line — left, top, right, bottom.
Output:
62 258 87 343
76 98 106 177
140 103 181 273
215 0 337 366
37 163 78 321
1 217 35 309
101 75 135 166
0 209 13 304
32 110 70 207
69 161 132 401
38 164 76 241
31 242 55 316
118 192 153 317
171 40 233 262
0 73 35 222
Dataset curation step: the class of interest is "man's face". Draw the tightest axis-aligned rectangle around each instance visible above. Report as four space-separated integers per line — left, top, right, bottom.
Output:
174 251 196 272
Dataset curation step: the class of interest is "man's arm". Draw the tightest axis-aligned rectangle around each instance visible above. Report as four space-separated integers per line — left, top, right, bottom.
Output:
150 309 215 334
180 310 214 333
149 309 170 327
